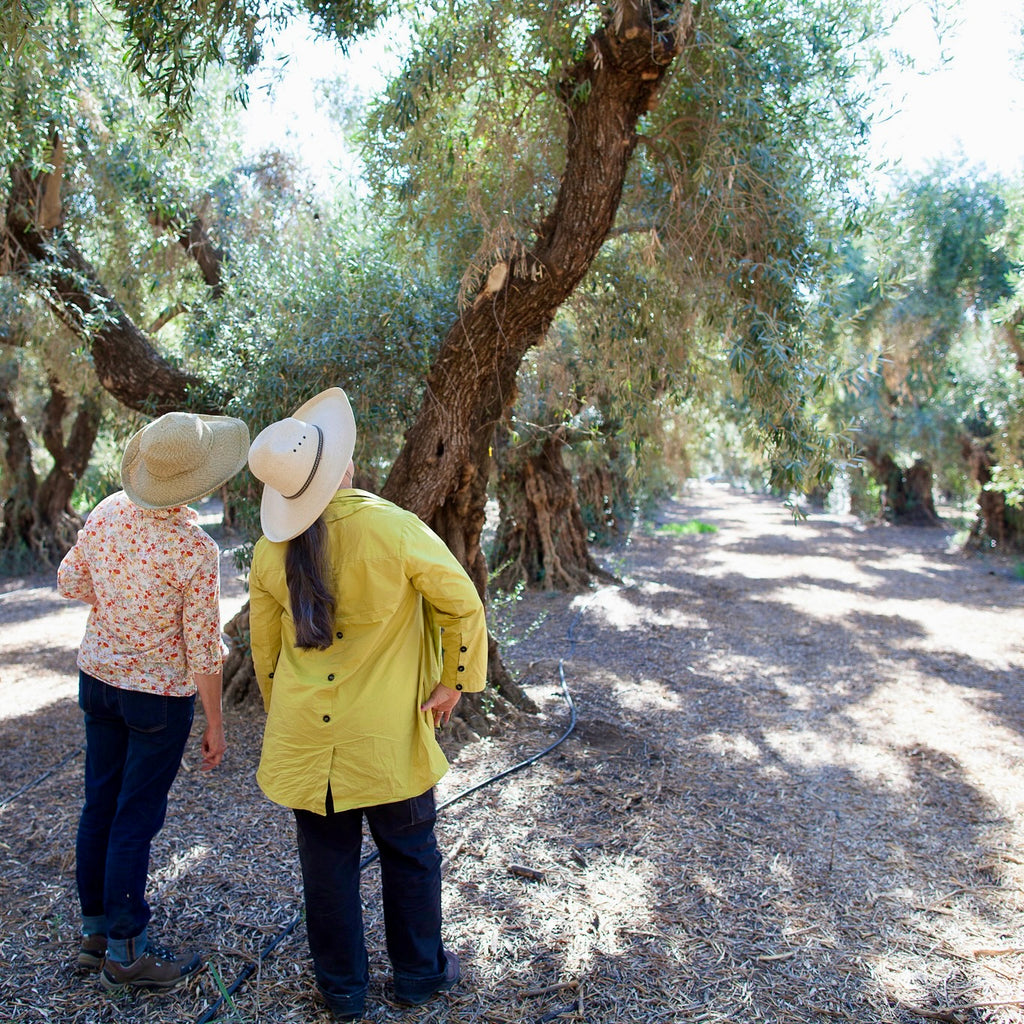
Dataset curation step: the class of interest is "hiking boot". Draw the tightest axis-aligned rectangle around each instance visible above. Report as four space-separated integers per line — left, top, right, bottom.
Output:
393 951 460 1006
99 941 202 993
77 933 107 971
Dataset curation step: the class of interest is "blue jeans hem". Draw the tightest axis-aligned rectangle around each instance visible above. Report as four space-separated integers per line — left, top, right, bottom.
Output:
106 926 148 964
320 985 366 1017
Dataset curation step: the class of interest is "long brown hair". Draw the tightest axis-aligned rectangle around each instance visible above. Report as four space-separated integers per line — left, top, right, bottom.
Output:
286 515 336 650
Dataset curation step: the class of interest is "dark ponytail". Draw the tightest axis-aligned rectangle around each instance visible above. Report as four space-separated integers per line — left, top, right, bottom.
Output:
286 516 336 650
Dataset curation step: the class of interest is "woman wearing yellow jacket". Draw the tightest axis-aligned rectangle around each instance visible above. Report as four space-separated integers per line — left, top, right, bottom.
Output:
246 387 487 1021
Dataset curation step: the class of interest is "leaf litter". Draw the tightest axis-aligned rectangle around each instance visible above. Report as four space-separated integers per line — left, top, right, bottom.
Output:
0 482 1022 1024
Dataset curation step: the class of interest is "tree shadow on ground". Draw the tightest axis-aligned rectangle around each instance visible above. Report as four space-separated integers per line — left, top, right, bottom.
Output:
2 487 1022 1023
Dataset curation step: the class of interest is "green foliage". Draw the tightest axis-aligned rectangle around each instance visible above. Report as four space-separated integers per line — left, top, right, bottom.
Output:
654 519 718 536
822 161 1023 513
985 464 1024 511
110 0 393 134
361 1 895 497
184 184 454 555
1 0 89 167
485 571 546 658
71 428 126 512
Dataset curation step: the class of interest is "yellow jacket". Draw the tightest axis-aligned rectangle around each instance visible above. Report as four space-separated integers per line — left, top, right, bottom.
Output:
248 489 487 814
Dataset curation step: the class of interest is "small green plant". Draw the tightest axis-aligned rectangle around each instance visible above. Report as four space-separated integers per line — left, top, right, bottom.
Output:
487 567 547 656
207 960 246 1021
654 519 718 536
1013 562 1024 582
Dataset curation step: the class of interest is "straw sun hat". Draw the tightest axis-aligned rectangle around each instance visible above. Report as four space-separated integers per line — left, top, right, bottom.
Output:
121 412 251 510
247 387 357 543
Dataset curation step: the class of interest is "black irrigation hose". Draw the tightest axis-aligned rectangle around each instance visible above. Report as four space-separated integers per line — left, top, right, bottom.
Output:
195 669 578 1024
194 588 608 1024
0 747 84 810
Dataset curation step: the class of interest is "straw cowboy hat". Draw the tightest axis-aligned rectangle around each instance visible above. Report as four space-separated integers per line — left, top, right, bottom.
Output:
121 412 250 510
247 387 357 543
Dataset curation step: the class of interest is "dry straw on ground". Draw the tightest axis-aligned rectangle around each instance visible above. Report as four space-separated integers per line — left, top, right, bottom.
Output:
1 482 1022 1024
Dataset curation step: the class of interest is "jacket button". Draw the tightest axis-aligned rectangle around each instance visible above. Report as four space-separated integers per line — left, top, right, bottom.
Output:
336 632 343 639
322 714 330 723
460 646 467 652
328 673 335 681
268 672 274 679
457 665 465 672
455 683 463 691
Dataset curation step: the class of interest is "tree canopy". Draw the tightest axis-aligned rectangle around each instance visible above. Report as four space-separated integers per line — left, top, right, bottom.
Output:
8 0 1022 594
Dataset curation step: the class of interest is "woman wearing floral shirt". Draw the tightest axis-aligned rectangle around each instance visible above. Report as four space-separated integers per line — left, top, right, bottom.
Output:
57 411 248 994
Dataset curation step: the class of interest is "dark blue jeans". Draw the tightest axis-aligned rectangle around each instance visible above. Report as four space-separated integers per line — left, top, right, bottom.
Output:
76 670 195 956
293 789 449 1014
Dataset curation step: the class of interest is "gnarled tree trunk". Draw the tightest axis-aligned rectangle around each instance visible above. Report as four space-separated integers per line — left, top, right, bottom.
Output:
961 435 1024 551
862 443 939 525
491 428 609 591
381 3 693 706
3 141 222 415
0 368 102 562
229 2 694 712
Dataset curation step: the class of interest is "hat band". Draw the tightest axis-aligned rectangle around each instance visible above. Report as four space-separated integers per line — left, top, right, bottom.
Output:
282 424 325 500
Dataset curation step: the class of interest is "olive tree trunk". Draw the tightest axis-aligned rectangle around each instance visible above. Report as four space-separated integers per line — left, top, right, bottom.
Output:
961 435 1024 551
4 144 222 415
0 370 101 562
862 443 939 525
491 429 610 591
381 3 692 706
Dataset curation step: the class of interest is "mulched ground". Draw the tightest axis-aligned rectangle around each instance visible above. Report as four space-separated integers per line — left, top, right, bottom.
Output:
1 483 1023 1024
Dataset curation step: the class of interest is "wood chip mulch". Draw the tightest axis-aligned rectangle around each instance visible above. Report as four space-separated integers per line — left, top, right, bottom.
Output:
1 482 1022 1024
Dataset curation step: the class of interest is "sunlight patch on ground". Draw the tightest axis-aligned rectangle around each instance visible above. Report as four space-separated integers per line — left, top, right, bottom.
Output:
763 727 913 791
611 675 684 714
691 870 726 901
570 586 700 632
846 675 1024 820
702 536 1024 671
768 587 1022 670
0 675 79 719
150 843 213 885
763 671 1024 824
767 851 796 887
705 731 762 762
532 855 655 973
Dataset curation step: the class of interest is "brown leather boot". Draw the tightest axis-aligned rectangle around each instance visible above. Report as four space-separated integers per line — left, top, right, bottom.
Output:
77 933 107 971
99 942 202 992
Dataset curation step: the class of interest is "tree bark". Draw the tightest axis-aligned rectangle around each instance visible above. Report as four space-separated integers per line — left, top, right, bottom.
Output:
36 377 102 549
382 3 692 693
862 443 939 525
0 363 39 553
148 209 225 297
4 155 222 415
961 435 1024 551
0 368 101 561
492 429 610 591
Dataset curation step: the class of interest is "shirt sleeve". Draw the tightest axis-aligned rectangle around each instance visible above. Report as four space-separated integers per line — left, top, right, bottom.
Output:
57 522 96 605
403 516 488 693
248 543 283 712
182 540 225 675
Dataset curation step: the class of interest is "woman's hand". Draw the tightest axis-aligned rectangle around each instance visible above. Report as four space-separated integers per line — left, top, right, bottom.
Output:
421 683 462 728
201 723 227 770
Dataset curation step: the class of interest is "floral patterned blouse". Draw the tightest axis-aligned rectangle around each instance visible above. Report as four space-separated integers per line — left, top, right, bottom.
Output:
57 491 225 697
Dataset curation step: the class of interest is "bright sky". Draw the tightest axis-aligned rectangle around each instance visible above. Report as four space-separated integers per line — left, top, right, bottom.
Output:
239 22 390 188
870 0 1024 177
239 1 1024 189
